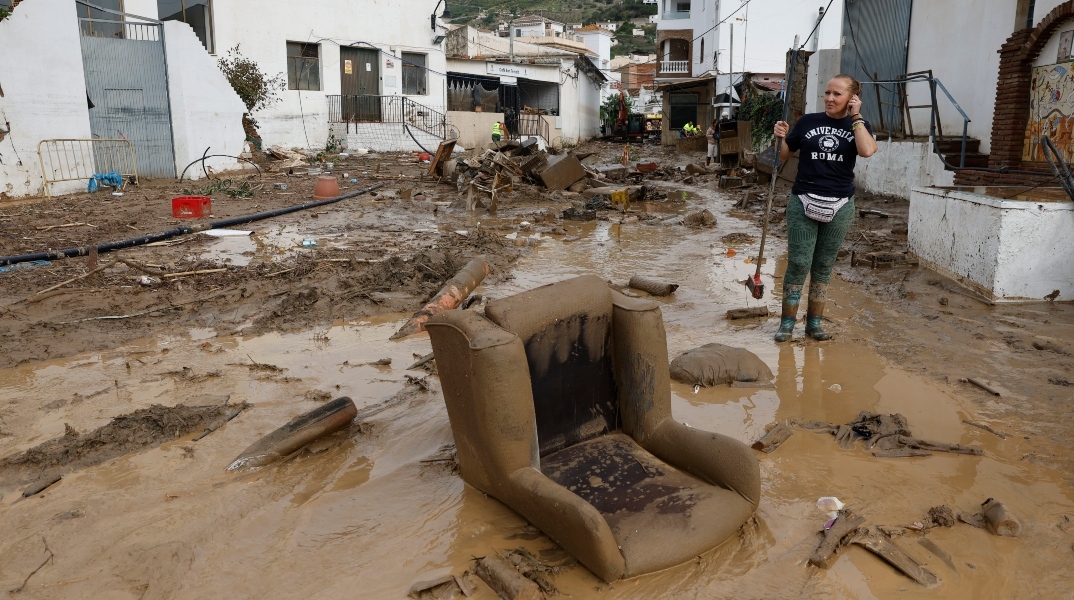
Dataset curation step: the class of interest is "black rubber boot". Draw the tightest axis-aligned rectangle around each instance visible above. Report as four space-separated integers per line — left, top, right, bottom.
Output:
774 284 802 342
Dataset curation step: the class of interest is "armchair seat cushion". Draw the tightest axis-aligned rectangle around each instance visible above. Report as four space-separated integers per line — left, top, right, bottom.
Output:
541 433 755 576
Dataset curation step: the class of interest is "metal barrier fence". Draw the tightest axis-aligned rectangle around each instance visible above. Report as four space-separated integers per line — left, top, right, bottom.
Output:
37 138 138 198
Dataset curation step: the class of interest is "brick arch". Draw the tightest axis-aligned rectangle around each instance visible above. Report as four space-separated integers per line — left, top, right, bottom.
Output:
984 1 1074 172
1024 1 1074 61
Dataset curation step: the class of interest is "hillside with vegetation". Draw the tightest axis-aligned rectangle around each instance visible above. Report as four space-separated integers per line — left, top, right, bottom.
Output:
450 0 656 32
449 0 657 58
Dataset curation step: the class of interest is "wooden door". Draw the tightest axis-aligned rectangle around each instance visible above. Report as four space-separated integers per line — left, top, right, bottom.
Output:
340 47 380 121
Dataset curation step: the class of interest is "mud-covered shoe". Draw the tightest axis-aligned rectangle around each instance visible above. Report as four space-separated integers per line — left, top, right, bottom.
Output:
774 317 796 342
805 317 831 341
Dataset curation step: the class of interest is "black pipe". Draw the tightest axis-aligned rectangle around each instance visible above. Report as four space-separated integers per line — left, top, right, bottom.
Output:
0 184 383 266
1042 136 1074 201
178 150 263 182
403 123 433 154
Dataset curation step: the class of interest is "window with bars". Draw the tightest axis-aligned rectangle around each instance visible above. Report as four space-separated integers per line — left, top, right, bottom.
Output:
402 52 428 96
287 42 321 91
158 0 214 53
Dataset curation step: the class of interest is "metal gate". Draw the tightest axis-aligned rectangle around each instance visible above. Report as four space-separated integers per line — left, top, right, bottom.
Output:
840 0 913 133
80 15 176 178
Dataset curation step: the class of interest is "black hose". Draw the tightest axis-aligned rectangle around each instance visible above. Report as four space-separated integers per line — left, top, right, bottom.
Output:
178 151 264 182
0 184 383 266
403 123 433 154
1041 136 1074 201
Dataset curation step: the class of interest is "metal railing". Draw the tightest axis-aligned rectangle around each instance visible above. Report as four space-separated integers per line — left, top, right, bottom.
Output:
327 95 452 140
660 60 689 74
38 138 138 198
78 18 161 41
514 113 551 143
861 73 1061 182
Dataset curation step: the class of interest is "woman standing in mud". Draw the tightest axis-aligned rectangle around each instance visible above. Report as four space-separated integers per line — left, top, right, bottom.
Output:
771 74 877 342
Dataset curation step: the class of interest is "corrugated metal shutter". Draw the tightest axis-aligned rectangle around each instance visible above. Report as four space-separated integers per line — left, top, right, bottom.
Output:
81 20 176 178
840 0 913 133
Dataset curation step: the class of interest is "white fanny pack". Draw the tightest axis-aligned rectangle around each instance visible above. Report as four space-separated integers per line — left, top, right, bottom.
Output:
798 193 851 223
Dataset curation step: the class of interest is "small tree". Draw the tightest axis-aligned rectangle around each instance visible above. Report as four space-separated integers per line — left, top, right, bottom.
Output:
217 45 285 148
600 93 635 122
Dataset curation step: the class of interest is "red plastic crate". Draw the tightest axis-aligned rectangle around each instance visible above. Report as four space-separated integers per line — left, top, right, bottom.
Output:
172 196 211 218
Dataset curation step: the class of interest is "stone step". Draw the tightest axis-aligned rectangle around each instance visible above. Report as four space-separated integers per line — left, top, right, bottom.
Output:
935 137 981 154
942 152 989 170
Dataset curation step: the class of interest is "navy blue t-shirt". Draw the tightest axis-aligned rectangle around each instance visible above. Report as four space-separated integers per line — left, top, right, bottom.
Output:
784 112 872 197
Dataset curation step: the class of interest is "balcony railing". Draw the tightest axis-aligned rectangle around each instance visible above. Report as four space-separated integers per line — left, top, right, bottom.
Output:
660 60 689 74
661 11 690 20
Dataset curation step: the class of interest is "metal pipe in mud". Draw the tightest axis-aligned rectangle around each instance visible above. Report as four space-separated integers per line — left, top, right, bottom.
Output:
390 257 490 340
226 397 358 471
0 184 384 266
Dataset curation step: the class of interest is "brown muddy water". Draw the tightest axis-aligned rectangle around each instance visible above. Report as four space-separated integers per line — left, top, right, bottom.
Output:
1 185 1071 599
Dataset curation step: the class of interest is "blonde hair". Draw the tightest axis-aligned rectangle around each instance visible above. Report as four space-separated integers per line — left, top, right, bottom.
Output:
832 74 862 97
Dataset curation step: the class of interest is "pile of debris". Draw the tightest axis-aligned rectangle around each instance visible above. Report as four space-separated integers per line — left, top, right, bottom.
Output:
809 498 1021 589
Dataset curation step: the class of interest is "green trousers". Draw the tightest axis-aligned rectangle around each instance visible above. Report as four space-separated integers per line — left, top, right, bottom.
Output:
784 194 855 288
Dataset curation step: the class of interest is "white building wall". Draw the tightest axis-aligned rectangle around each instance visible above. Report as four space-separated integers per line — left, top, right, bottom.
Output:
905 0 1066 153
446 29 603 145
576 30 612 71
0 0 93 198
202 0 448 151
657 0 718 77
853 140 955 200
909 186 1074 301
720 2 842 76
163 21 247 179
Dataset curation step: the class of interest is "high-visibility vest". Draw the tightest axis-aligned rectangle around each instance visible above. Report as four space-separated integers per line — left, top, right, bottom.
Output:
492 122 504 136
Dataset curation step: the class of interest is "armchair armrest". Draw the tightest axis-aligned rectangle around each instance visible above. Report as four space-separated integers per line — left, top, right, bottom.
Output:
427 310 540 494
644 419 761 506
506 467 626 582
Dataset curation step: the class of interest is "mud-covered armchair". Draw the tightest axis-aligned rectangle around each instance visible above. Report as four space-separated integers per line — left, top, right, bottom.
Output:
426 275 760 582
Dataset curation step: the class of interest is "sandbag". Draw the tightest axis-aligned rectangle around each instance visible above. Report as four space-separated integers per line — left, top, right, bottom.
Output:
669 343 773 387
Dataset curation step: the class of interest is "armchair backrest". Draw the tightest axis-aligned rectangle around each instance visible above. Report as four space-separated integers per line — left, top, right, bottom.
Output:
485 275 619 456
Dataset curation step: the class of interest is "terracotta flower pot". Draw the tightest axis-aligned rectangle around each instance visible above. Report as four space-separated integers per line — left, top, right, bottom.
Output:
312 175 340 200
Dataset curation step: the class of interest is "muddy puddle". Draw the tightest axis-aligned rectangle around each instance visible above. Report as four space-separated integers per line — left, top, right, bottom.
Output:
2 185 1072 598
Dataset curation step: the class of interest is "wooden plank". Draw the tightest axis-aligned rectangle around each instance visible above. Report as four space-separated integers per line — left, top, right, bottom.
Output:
809 509 866 568
752 422 792 453
852 530 940 588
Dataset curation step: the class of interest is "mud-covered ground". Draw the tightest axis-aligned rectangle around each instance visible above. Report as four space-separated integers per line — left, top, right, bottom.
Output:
1 141 1072 599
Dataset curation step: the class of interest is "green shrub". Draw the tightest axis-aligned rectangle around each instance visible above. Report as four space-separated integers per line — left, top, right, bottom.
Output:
738 93 783 150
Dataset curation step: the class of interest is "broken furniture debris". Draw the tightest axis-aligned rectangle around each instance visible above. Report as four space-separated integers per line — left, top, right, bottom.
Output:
810 508 940 587
669 343 774 388
427 275 760 582
226 397 357 471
